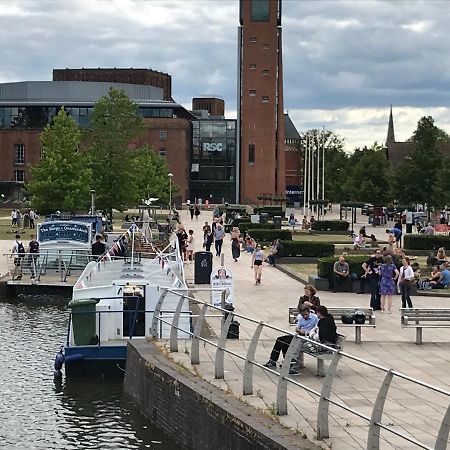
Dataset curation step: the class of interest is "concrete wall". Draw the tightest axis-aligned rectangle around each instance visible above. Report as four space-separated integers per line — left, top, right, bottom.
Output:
124 341 314 450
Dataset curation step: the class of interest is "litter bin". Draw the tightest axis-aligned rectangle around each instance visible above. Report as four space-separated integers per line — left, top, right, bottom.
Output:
194 251 213 284
68 298 98 345
260 213 269 224
273 215 282 229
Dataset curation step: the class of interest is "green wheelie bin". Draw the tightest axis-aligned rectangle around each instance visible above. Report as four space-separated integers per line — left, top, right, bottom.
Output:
68 298 98 345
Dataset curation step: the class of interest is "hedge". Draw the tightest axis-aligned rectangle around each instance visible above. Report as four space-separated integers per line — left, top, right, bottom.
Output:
311 220 349 232
253 206 285 218
281 241 334 257
238 222 275 233
317 255 368 278
404 234 450 251
247 229 292 242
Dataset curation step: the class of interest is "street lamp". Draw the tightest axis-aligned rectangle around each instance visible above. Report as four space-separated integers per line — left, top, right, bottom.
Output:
168 172 173 212
90 189 96 215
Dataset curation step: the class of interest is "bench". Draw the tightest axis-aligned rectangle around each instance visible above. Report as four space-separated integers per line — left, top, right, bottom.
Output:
296 333 346 377
401 308 450 344
289 306 376 344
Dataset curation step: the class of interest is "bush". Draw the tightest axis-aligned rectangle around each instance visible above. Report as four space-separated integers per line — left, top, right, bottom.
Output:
253 206 285 218
281 241 334 257
404 235 450 251
317 255 368 278
238 222 275 233
247 229 292 242
311 220 349 232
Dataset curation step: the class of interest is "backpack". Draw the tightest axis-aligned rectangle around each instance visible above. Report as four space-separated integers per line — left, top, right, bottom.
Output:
17 242 25 258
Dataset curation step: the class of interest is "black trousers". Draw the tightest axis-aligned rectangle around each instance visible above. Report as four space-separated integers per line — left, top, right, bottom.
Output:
332 274 351 292
368 275 381 310
400 283 413 308
269 334 294 362
215 239 223 256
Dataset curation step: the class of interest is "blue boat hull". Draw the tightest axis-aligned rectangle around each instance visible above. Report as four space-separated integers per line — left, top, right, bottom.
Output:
64 345 127 378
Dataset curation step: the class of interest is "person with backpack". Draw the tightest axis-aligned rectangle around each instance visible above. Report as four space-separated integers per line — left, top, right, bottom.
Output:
11 234 25 280
28 234 40 279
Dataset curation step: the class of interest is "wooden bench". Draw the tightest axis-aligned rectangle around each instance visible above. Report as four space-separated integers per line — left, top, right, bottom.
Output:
401 308 450 344
296 333 346 377
289 306 376 344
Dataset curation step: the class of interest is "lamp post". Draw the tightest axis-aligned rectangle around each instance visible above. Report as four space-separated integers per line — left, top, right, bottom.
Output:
168 172 173 212
90 189 96 215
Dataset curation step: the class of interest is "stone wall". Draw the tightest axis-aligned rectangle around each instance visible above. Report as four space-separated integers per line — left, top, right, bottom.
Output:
124 341 317 450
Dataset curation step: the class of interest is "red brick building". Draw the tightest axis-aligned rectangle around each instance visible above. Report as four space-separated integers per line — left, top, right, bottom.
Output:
238 0 285 203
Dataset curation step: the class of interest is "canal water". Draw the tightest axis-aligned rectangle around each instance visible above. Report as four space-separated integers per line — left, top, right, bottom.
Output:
0 297 178 450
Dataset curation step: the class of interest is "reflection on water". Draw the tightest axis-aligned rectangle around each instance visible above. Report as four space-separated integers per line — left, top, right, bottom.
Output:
0 298 177 449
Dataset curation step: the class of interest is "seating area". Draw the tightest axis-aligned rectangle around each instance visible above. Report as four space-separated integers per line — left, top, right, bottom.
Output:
400 308 450 344
289 306 376 344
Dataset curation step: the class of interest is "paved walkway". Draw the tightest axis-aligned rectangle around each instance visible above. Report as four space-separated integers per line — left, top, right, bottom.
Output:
161 208 450 450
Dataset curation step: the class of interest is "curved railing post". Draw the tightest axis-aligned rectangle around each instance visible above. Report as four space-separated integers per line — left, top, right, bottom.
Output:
151 288 168 339
243 322 264 395
367 370 393 449
191 303 208 365
317 350 341 439
169 295 186 352
214 312 234 379
435 403 450 450
276 335 301 416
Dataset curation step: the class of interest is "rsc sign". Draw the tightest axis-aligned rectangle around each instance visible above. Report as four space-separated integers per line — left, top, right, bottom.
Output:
202 142 223 152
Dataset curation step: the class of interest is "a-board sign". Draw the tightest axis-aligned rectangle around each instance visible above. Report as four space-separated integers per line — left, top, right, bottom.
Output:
210 266 234 307
38 221 91 244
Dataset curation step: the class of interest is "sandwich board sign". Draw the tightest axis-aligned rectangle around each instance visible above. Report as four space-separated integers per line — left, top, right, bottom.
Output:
210 266 234 307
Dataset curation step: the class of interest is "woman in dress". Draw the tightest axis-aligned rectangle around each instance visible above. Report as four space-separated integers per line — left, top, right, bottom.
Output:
379 255 399 313
297 284 320 313
230 227 241 262
251 244 264 285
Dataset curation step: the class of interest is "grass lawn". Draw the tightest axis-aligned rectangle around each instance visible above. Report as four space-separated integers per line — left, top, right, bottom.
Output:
278 263 317 281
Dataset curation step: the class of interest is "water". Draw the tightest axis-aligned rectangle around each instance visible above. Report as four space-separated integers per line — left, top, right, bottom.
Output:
0 298 178 450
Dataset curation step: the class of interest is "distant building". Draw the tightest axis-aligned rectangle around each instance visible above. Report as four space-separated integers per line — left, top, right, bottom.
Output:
237 0 285 203
385 106 450 164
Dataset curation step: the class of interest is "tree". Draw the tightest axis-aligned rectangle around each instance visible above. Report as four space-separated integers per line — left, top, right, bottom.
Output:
87 88 145 219
345 143 392 204
27 108 91 213
408 116 450 143
131 145 178 204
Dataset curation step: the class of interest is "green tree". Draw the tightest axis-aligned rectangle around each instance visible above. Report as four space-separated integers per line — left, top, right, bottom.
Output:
408 116 450 143
346 143 392 204
87 88 145 219
131 145 178 204
27 108 91 213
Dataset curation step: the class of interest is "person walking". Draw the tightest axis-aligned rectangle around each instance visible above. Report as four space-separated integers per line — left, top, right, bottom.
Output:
251 244 264 285
379 255 399 314
185 229 194 262
398 257 414 308
194 205 200 221
28 234 40 279
189 203 195 221
214 223 225 257
230 226 240 262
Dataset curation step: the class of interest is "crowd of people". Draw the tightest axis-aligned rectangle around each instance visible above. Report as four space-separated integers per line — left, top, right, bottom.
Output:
10 208 38 230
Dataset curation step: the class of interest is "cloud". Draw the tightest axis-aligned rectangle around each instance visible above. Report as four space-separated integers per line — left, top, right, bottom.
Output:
0 0 448 151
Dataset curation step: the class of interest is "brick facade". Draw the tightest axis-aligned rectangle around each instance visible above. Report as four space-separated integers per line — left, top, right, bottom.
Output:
192 98 224 117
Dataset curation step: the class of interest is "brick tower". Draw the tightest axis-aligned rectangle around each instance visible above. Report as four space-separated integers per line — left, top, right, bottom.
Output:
237 0 285 203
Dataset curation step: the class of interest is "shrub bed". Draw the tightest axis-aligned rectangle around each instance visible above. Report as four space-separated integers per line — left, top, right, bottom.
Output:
238 222 275 233
247 229 292 242
404 234 450 251
311 220 349 232
253 206 285 218
281 241 334 258
317 255 368 278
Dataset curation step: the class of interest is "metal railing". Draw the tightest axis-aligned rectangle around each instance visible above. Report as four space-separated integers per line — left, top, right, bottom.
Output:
147 287 450 450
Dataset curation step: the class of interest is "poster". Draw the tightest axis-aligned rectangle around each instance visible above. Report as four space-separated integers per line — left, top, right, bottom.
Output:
210 266 234 307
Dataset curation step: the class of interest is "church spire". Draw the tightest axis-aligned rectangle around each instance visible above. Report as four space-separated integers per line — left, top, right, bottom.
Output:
386 105 395 144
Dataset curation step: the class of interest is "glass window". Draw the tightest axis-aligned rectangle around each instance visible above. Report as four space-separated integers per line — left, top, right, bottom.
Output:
249 90 256 97
262 96 269 103
160 130 167 140
249 144 255 164
251 0 269 22
14 144 25 164
250 64 256 70
250 36 257 43
159 148 166 158
262 43 270 49
262 69 269 75
14 170 24 182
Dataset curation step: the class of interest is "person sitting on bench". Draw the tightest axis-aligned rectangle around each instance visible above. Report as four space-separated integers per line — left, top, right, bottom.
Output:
289 305 338 375
263 305 318 369
331 255 351 292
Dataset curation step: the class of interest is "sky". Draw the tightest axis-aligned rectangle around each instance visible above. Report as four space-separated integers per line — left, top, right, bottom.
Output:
1 0 449 151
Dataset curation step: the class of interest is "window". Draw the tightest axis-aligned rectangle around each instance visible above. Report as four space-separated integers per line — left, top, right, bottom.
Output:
262 43 270 49
159 148 167 158
249 64 256 70
248 144 255 165
159 130 167 140
14 144 25 164
251 0 269 22
262 69 269 76
250 36 257 43
14 170 24 182
249 90 256 97
262 96 269 103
